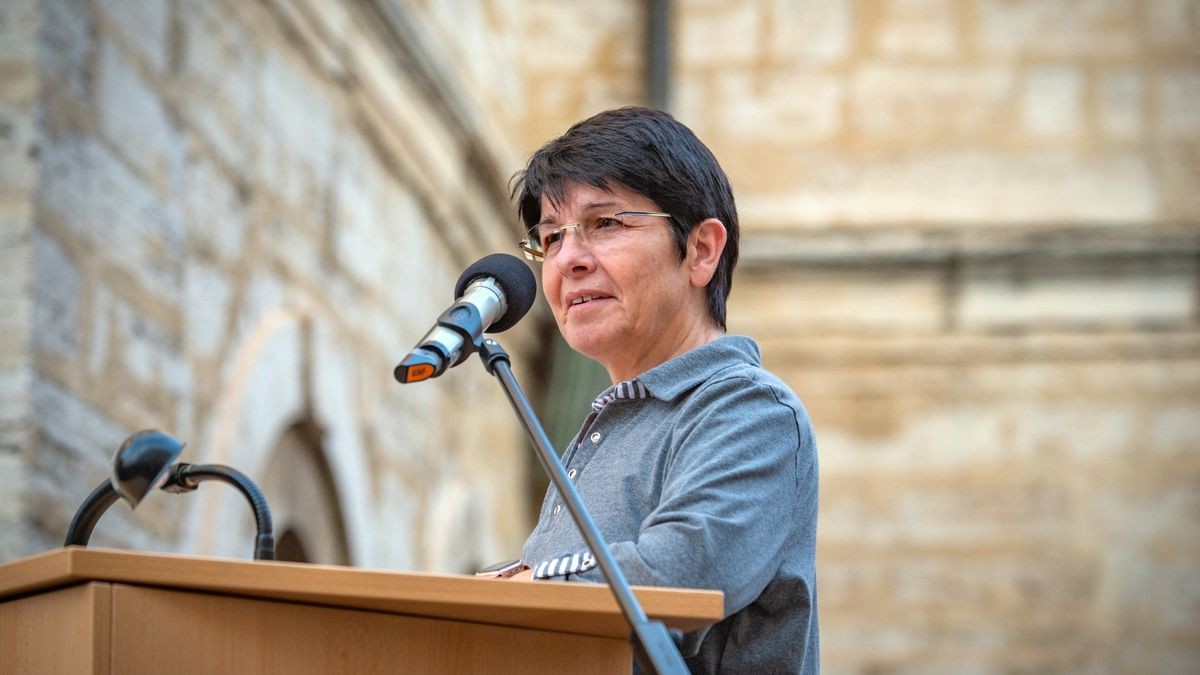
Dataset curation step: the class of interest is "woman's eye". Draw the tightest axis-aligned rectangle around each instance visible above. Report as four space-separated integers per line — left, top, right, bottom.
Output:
543 230 564 247
596 217 622 229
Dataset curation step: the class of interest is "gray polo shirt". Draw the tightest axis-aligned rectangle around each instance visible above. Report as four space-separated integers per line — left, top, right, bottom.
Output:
522 335 819 674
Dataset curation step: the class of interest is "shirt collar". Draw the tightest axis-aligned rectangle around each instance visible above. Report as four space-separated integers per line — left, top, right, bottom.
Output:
637 335 762 402
591 379 650 413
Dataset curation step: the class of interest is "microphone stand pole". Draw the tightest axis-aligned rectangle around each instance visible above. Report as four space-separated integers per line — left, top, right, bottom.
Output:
475 338 689 675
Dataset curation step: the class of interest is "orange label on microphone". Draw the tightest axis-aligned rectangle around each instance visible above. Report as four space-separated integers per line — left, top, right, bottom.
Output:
405 364 435 382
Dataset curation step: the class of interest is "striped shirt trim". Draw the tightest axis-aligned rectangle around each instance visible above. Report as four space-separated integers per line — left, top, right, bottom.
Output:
590 379 649 413
531 550 597 580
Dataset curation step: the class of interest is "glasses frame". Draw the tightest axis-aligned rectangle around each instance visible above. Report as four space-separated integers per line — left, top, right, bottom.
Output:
517 211 674 262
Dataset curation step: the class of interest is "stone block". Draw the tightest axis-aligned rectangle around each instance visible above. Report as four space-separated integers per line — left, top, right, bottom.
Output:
182 155 245 262
177 1 261 171
37 135 185 295
875 0 959 58
0 0 37 62
110 294 187 395
331 132 448 297
95 0 170 73
958 262 1194 332
96 39 183 189
765 0 854 64
1021 65 1085 139
1155 142 1200 221
31 375 127 463
0 102 37 202
1145 0 1200 52
1097 69 1144 141
0 364 30 431
678 1 763 67
1155 69 1200 139
711 68 843 143
331 135 393 291
850 64 1013 139
736 150 1156 227
978 0 1138 58
257 49 335 209
36 0 92 102
183 260 231 359
728 269 945 336
0 243 29 363
31 229 79 359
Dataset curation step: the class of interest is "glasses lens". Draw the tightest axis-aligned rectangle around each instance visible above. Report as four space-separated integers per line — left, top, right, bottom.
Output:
519 227 544 260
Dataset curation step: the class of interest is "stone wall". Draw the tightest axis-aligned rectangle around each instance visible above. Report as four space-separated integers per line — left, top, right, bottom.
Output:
0 0 39 560
3 0 1198 672
670 1 1200 672
3 0 539 573
456 0 1200 671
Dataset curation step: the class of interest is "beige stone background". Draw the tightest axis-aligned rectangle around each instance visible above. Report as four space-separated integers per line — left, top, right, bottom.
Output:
1 0 1198 673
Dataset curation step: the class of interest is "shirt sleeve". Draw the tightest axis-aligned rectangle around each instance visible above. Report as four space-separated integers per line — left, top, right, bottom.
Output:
563 376 815 621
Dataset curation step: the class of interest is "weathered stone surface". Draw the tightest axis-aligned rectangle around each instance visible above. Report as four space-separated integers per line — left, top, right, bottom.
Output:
851 64 1014 139
95 0 170 74
1146 0 1200 52
1156 69 1200 139
978 0 1138 57
7 0 1199 672
96 38 183 189
958 262 1194 331
736 150 1157 227
256 48 335 209
181 155 246 262
176 1 261 171
31 229 79 358
709 68 843 143
37 135 185 294
875 0 960 58
1021 65 1085 139
1097 69 1144 140
37 0 92 103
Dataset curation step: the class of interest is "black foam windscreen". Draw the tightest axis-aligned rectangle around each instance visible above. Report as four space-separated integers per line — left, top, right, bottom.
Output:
454 253 538 333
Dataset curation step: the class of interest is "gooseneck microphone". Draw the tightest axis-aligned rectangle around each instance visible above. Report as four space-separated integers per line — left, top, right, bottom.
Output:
64 430 275 560
394 253 537 383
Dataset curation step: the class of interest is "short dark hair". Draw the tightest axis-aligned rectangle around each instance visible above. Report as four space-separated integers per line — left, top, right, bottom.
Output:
511 106 739 329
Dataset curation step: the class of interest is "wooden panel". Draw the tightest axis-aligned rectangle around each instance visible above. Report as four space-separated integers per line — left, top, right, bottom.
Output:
110 583 630 675
0 548 722 637
0 582 111 675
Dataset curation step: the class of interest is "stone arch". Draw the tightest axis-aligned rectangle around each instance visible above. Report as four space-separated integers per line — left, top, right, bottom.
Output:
260 420 350 565
182 300 374 565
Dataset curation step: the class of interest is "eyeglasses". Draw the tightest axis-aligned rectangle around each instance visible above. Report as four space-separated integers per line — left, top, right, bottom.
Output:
517 211 673 262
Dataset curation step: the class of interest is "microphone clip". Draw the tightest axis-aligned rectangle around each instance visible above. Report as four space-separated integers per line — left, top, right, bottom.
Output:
395 300 486 383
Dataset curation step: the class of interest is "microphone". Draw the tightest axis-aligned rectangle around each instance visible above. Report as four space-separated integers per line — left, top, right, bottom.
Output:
394 253 537 383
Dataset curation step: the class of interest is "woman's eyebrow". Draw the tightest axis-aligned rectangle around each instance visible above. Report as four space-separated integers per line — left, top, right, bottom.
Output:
539 200 623 227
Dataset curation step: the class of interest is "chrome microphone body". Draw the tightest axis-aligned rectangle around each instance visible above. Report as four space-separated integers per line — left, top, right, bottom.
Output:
394 254 537 384
405 277 506 374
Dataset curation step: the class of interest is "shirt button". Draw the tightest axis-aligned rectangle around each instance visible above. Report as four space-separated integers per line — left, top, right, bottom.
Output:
552 504 562 516
567 468 577 479
590 432 602 444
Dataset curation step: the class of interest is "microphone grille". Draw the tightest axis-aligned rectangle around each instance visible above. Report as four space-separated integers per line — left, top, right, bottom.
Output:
454 253 537 333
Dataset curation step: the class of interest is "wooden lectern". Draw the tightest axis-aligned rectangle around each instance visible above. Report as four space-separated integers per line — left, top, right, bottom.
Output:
0 548 722 674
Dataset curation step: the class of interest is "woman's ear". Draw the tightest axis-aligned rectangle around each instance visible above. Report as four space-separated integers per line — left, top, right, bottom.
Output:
687 218 727 288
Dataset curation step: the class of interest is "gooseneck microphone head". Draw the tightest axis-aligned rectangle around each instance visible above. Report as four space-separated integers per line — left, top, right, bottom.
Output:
65 429 185 550
454 253 537 333
111 430 185 507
